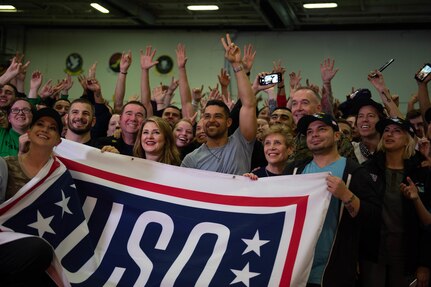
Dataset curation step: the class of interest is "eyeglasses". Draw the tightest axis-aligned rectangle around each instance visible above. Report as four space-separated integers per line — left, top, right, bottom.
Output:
10 108 32 114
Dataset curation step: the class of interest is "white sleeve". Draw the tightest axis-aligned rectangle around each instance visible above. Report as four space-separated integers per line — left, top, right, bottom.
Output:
0 157 7 204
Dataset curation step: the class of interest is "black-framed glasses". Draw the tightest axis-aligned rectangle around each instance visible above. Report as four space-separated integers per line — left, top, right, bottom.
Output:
10 108 32 114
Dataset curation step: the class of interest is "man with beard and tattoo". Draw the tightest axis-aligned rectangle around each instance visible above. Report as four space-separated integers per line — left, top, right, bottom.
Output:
181 34 256 175
64 98 97 146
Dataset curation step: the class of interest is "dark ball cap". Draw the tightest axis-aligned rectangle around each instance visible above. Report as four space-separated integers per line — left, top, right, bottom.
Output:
297 112 339 135
351 97 384 116
339 89 373 117
376 117 415 138
31 107 63 136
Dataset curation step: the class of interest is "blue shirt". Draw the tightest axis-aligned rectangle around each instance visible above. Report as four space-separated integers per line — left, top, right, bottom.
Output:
302 157 346 284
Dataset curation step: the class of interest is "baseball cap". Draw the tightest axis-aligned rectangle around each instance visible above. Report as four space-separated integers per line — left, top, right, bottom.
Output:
376 117 415 137
31 107 63 136
351 97 384 116
297 113 339 135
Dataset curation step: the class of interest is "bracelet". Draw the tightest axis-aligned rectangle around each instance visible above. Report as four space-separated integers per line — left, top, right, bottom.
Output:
343 194 356 205
120 71 127 75
232 65 243 73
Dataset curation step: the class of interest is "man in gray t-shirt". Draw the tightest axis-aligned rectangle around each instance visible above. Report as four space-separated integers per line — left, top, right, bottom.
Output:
181 34 257 175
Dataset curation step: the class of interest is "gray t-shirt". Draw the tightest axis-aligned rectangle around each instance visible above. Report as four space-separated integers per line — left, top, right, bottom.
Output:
181 128 255 175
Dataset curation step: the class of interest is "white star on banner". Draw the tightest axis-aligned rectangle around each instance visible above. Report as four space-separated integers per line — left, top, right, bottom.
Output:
28 210 56 237
55 189 72 217
242 230 270 256
230 262 260 287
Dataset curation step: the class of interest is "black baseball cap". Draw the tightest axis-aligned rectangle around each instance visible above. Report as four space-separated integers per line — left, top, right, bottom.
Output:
297 113 339 135
376 117 415 138
351 97 384 116
31 107 63 136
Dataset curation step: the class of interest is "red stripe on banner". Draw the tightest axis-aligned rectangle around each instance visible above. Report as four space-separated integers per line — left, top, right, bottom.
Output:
57 156 309 286
58 156 306 207
0 159 60 216
280 195 308 285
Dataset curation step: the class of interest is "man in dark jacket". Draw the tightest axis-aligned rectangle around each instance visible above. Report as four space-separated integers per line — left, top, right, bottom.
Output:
285 112 381 287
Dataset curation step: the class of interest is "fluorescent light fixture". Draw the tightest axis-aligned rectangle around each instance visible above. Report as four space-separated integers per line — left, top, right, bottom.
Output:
187 5 219 11
0 5 17 12
90 3 109 14
303 3 338 9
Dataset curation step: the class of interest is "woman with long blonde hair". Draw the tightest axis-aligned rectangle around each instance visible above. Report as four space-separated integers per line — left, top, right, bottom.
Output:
360 117 431 287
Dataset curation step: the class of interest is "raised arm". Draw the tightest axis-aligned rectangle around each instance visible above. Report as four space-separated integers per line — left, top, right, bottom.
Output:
114 50 132 113
14 54 30 94
0 57 21 86
140 46 158 117
220 34 256 141
367 70 403 118
273 60 287 108
242 44 256 78
320 58 339 116
416 71 431 120
218 68 230 101
287 70 302 109
175 43 194 119
28 71 43 99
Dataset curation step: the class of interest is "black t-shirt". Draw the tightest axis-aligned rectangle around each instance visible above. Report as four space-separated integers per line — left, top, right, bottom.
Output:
95 136 134 156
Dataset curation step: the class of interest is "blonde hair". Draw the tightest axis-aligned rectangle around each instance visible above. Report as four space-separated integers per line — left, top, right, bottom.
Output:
133 116 181 166
377 129 416 159
261 124 295 149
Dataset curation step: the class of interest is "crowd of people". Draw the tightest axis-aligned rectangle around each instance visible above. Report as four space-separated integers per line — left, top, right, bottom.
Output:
0 33 431 286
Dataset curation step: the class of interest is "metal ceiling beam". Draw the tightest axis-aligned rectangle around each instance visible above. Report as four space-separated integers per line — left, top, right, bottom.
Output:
268 0 298 28
248 0 275 29
103 0 156 25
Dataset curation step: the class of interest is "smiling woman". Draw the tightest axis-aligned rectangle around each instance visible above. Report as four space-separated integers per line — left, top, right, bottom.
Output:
0 98 33 157
0 107 63 286
133 116 181 166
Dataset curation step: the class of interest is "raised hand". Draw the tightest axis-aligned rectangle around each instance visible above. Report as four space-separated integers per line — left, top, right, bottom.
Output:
272 60 286 75
140 46 158 70
120 50 132 73
30 70 43 91
60 74 73 95
208 85 222 101
175 43 188 69
167 77 179 94
289 70 302 91
306 78 320 95
39 79 54 98
400 177 420 200
320 58 339 83
220 34 241 64
192 85 205 102
88 62 98 79
77 75 88 91
367 70 387 93
222 91 235 111
242 44 256 73
218 68 230 87
0 56 21 85
252 72 276 95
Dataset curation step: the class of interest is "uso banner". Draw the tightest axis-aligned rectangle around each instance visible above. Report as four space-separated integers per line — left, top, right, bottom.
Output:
2 140 331 286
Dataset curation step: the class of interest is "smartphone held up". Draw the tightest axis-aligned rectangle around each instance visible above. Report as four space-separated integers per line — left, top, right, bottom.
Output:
415 63 431 82
370 58 394 78
259 73 282 85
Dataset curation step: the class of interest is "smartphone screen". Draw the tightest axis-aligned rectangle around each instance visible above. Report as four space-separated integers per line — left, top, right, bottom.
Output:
259 73 281 85
416 63 431 82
